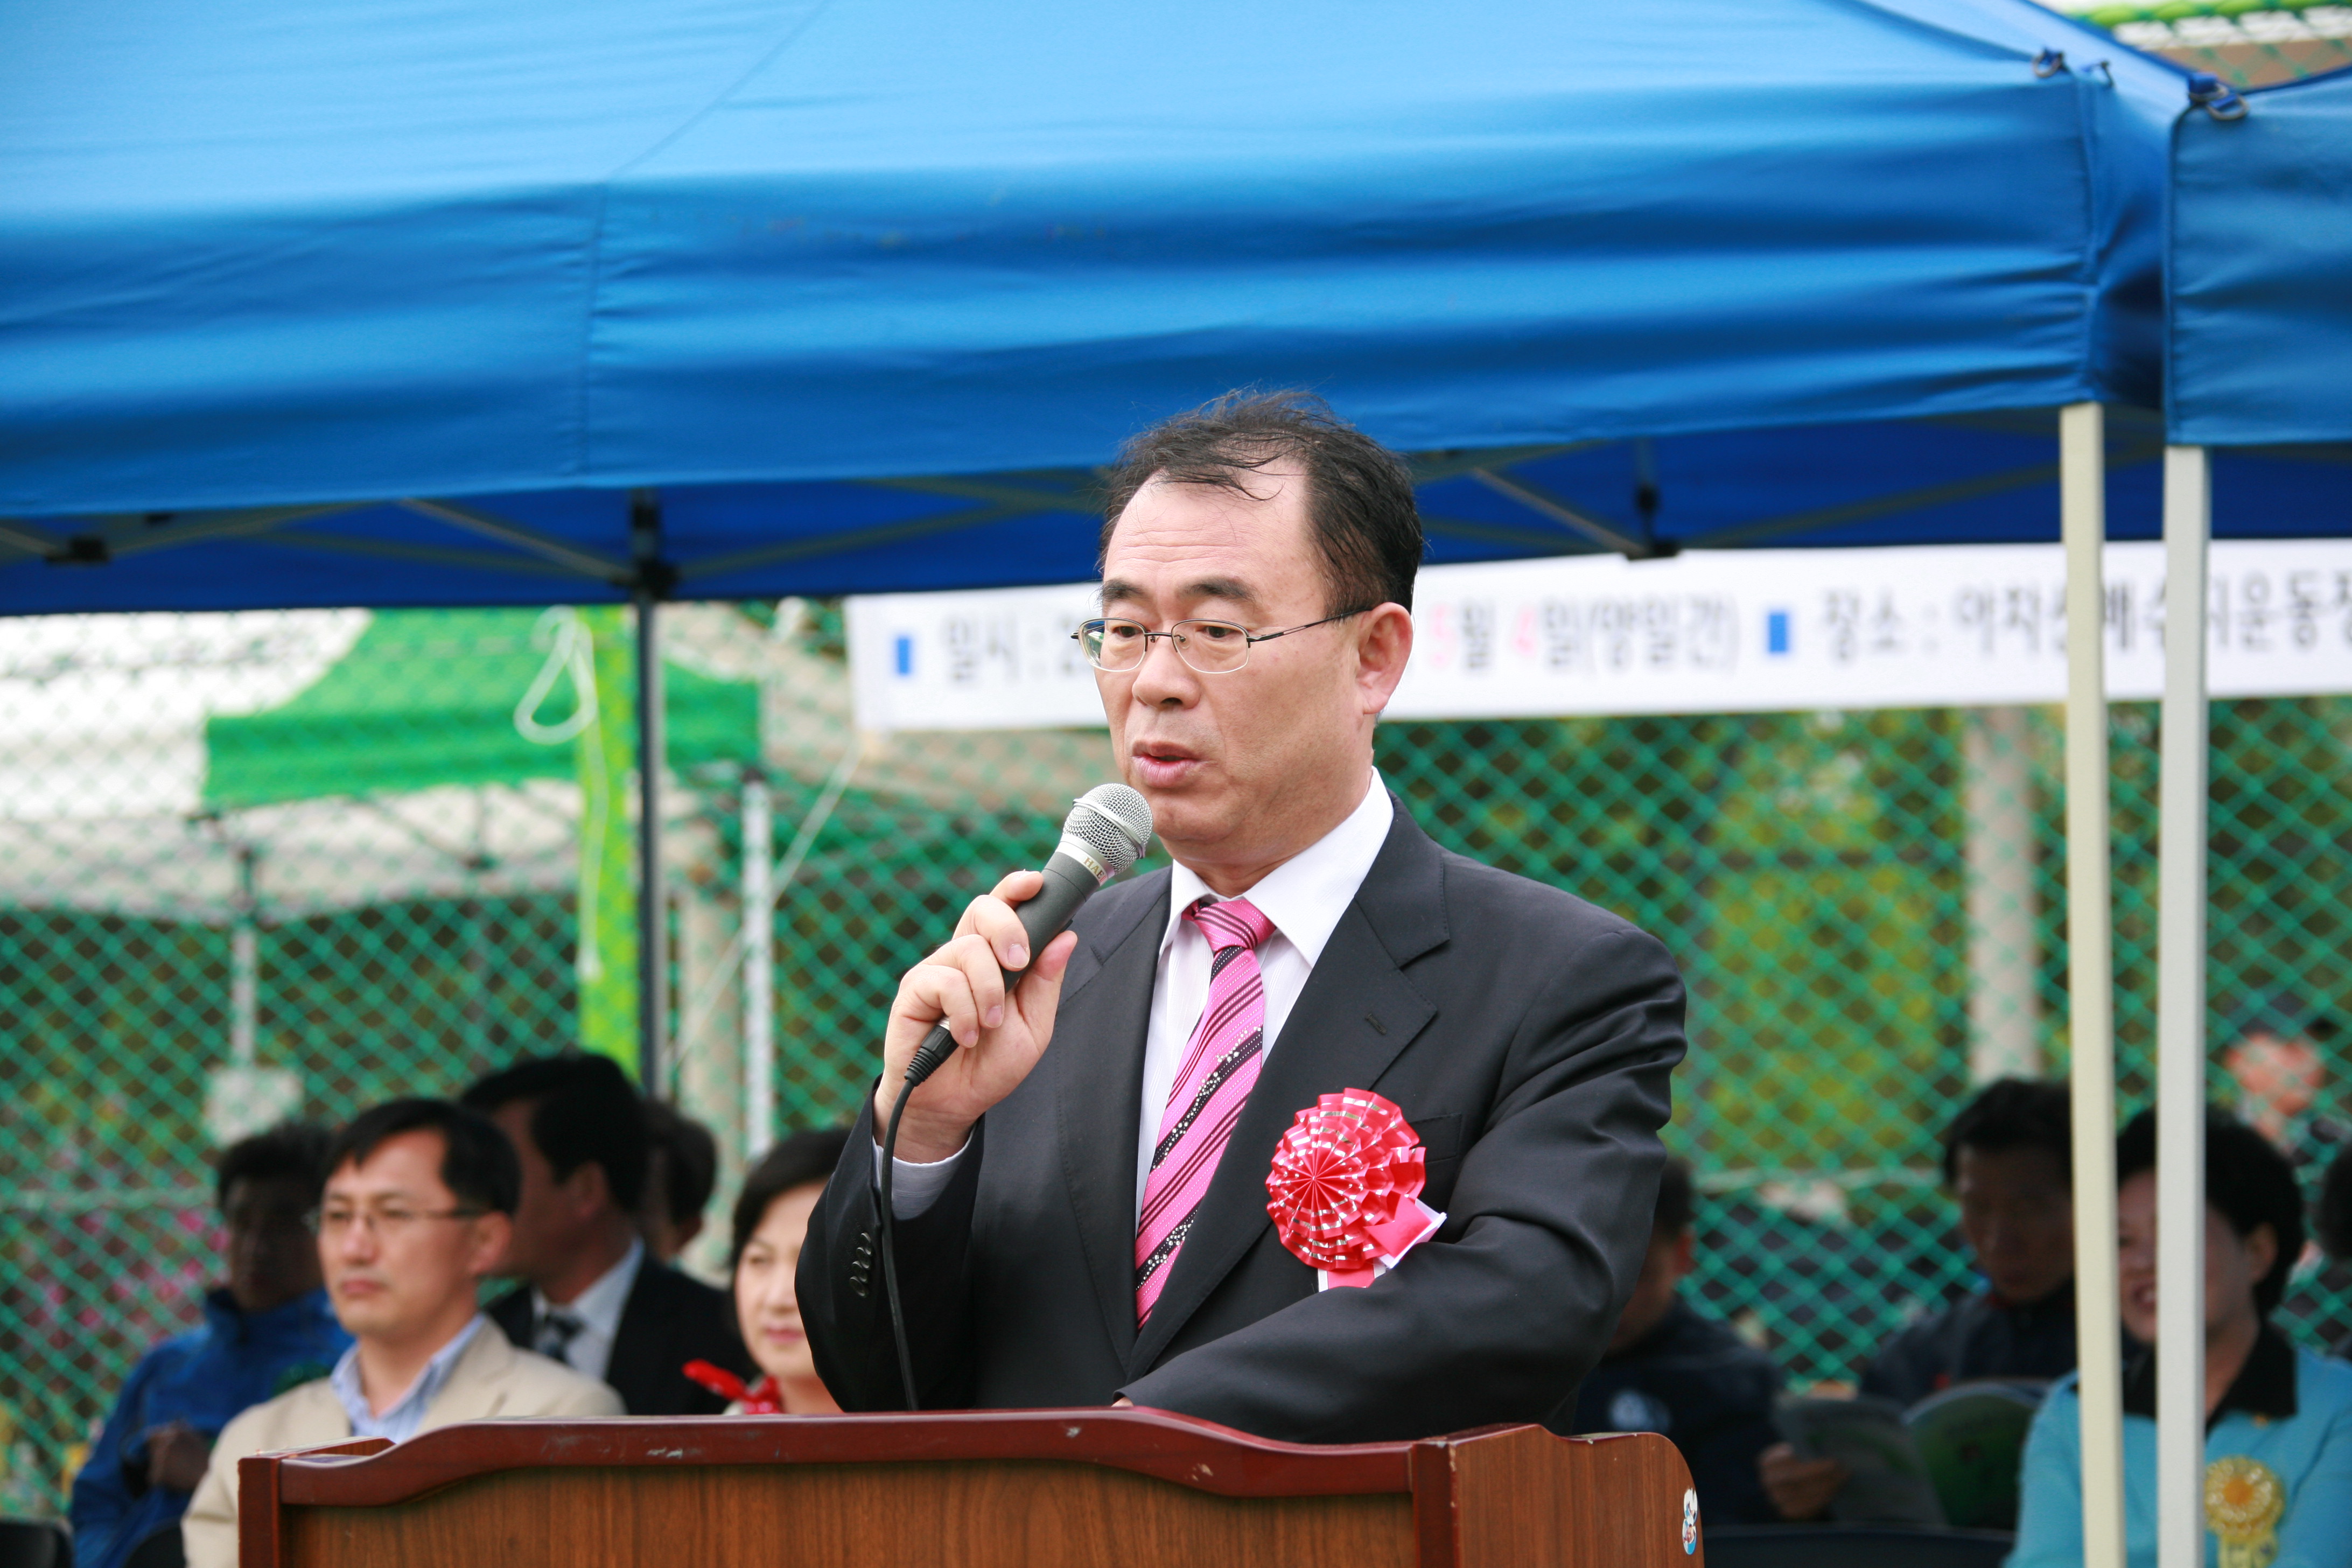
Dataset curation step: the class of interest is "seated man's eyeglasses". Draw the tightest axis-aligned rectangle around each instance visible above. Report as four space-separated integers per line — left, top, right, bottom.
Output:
1073 609 1367 675
310 1203 485 1238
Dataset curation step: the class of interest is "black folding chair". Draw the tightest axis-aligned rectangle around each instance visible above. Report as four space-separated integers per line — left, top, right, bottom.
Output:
0 1517 72 1568
121 1525 183 1568
1703 1524 2013 1568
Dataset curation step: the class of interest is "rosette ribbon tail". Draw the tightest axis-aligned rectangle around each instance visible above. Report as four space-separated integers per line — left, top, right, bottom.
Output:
1319 1196 1446 1290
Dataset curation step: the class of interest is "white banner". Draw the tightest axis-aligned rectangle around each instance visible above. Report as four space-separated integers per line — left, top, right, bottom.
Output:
848 541 2352 731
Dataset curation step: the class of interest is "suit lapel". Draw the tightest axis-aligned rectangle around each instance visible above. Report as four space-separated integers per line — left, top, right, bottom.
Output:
603 1258 662 1404
420 1321 517 1426
1051 871 1168 1366
1126 806 1448 1375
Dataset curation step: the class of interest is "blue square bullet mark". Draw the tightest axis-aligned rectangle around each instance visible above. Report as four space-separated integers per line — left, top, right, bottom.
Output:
893 634 914 676
1766 611 1791 656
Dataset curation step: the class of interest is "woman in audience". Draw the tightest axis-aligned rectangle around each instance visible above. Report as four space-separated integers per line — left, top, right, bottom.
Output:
2011 1109 2352 1568
686 1128 851 1415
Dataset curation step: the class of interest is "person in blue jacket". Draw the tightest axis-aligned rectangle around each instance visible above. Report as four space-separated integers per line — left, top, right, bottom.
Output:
69 1123 350 1568
2011 1108 2352 1568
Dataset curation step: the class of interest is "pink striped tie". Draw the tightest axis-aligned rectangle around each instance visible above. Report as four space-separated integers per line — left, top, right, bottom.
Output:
1135 896 1275 1325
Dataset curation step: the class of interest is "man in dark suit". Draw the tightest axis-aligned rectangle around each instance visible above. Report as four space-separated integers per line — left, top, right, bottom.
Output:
800 390 1685 1443
462 1054 754 1415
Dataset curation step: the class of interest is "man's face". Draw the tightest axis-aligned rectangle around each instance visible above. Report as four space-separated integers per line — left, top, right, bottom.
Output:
489 1098 576 1283
222 1174 323 1315
1097 467 1411 881
1608 1226 1696 1354
1954 1144 2074 1305
2227 1031 2323 1123
318 1129 508 1343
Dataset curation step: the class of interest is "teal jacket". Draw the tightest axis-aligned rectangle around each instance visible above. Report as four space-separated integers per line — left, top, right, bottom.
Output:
2010 1334 2352 1568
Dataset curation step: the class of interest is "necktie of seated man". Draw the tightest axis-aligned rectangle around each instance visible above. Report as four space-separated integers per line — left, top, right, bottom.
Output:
534 1307 585 1366
1135 897 1275 1325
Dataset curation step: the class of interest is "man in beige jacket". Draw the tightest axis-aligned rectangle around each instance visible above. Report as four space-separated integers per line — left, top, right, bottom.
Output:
184 1098 621 1568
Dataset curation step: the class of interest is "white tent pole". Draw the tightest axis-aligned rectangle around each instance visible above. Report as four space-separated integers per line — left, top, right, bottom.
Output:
741 771 776 1161
2157 445 2211 1568
2062 401 2126 1568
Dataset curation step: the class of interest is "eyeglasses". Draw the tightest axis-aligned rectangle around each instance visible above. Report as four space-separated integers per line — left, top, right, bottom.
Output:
1072 610 1367 675
309 1204 485 1238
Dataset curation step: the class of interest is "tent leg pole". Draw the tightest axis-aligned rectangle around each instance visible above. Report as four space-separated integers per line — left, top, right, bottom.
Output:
2062 402 2126 1568
742 770 775 1159
2157 445 2211 1568
633 490 668 1099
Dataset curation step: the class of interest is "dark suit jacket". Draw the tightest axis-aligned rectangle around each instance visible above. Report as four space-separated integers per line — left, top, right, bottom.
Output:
488 1254 754 1416
800 800 1686 1443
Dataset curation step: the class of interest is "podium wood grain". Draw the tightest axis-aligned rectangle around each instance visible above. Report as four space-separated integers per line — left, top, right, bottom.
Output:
238 1409 1702 1568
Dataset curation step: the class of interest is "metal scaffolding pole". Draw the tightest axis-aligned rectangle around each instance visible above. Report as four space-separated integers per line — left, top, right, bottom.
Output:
741 770 775 1159
633 491 668 1098
2156 444 2212 1568
2061 402 2126 1568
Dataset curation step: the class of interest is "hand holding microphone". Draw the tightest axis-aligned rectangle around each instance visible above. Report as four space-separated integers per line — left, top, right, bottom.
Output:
874 784 1154 1163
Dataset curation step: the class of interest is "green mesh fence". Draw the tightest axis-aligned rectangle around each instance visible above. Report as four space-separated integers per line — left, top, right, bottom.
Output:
4 602 2349 1513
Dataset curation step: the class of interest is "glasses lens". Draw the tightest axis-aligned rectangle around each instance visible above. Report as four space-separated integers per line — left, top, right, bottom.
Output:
1087 619 1148 671
1175 621 1249 673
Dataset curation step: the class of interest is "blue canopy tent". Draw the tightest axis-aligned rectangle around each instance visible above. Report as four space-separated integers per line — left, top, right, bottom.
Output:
3 0 2196 614
2132 65 2352 1567
0 9 2264 1549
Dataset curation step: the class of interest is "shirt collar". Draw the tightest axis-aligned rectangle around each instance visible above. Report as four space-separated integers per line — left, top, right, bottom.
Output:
1163 772 1391 962
532 1235 643 1341
2122 1322 2298 1428
329 1312 488 1430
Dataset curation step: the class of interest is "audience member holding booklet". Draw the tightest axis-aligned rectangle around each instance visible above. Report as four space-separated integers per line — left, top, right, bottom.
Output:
180 1101 620 1568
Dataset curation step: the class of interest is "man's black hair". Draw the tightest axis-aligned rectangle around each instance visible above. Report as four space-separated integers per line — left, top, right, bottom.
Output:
2117 1107 2306 1317
1098 389 1425 615
730 1126 852 1268
460 1053 649 1212
1652 1157 1695 1237
323 1098 522 1216
2318 1144 2352 1262
646 1099 719 1229
215 1121 332 1213
1942 1077 2073 1188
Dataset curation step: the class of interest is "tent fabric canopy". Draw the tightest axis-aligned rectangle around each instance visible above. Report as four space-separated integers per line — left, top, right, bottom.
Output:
2167 66 2352 447
0 0 2202 613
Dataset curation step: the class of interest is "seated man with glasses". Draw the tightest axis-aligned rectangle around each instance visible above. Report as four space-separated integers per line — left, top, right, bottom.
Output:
180 1099 621 1568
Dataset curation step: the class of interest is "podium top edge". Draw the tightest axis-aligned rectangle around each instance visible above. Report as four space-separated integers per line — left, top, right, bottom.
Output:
263 1408 1577 1507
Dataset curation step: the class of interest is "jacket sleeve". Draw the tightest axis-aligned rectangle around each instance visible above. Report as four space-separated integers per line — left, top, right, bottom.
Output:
798 1091 986 1411
180 1401 271 1568
1119 925 1685 1442
68 1351 165 1568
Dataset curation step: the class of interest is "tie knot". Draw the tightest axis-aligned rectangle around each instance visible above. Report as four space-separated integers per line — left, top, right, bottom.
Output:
1186 895 1274 954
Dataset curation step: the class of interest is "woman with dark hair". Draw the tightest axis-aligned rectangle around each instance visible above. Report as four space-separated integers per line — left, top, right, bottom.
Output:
2011 1109 2352 1568
685 1128 851 1415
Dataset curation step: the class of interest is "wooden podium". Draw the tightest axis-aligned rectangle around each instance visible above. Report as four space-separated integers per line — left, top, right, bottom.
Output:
237 1409 1703 1567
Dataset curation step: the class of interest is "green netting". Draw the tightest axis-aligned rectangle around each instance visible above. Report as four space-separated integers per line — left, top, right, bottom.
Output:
4 602 2348 1513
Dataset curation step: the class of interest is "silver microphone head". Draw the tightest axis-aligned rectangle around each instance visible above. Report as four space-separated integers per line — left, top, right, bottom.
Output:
1057 783 1154 884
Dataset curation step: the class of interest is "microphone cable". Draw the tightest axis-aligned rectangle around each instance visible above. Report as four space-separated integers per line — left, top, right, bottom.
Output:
872 784 1152 1411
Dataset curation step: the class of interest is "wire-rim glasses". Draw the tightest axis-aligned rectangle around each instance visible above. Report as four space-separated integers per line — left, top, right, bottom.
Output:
1072 609 1368 675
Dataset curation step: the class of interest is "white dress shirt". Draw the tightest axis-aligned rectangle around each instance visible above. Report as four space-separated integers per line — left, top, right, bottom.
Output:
884 772 1393 1219
527 1235 642 1383
328 1313 487 1443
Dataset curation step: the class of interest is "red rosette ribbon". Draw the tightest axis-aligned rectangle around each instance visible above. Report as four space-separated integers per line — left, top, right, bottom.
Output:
1264 1088 1446 1289
683 1359 785 1415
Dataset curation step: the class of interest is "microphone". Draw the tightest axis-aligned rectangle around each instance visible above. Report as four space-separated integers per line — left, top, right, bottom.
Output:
900 782 1156 1091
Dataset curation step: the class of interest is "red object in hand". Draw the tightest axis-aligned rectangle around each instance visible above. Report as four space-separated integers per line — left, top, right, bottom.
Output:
1265 1088 1442 1286
683 1359 786 1414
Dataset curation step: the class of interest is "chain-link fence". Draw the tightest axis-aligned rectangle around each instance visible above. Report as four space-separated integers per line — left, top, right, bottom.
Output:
5 601 2349 1512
